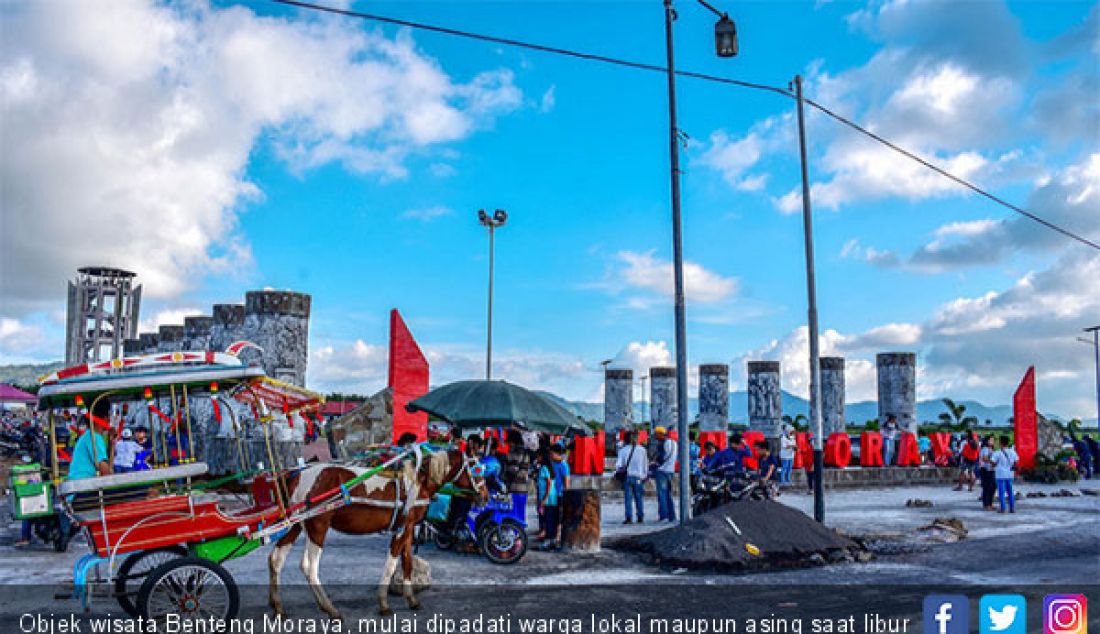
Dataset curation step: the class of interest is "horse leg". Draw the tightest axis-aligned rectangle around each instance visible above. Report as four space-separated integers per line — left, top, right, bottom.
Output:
302 517 342 621
398 531 421 610
377 538 401 616
268 524 301 617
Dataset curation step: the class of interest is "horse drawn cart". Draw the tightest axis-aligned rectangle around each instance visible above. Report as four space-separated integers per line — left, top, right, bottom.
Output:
36 346 416 622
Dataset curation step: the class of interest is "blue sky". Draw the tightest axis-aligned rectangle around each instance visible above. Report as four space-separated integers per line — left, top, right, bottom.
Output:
1 0 1097 419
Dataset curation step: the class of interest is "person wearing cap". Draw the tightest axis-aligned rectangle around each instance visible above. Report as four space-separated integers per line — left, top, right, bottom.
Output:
68 401 113 481
650 426 678 522
113 428 143 473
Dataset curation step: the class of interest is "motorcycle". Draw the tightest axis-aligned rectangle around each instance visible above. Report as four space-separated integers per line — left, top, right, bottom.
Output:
691 470 777 517
10 459 79 552
421 488 528 565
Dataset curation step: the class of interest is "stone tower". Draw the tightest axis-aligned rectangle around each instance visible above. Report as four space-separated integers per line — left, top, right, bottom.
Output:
747 361 782 439
698 364 729 432
649 367 677 432
157 325 185 353
877 352 917 434
242 290 311 386
820 357 846 436
603 368 633 436
65 267 142 364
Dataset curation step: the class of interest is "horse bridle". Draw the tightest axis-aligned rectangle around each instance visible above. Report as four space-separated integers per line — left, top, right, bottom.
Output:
457 454 489 499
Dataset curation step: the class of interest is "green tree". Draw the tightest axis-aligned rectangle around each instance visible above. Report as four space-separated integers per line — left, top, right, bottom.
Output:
938 398 978 432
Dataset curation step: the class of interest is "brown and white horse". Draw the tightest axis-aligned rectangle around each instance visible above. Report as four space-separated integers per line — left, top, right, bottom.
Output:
268 448 486 619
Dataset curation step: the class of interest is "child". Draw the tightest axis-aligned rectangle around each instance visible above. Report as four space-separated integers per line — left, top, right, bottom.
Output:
113 428 143 473
991 434 1018 513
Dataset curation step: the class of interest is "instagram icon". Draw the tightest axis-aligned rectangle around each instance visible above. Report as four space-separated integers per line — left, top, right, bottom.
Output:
1044 595 1087 634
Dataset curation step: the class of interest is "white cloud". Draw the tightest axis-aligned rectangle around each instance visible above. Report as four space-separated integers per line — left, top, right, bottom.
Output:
0 0 521 315
539 85 556 113
138 307 205 333
307 339 592 400
696 115 790 194
611 341 673 375
401 206 454 222
617 250 738 305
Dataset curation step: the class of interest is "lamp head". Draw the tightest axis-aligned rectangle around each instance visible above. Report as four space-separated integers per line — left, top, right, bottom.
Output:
478 209 489 225
715 14 738 58
493 209 508 225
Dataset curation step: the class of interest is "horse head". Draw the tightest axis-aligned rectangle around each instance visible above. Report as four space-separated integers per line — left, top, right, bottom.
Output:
426 448 488 505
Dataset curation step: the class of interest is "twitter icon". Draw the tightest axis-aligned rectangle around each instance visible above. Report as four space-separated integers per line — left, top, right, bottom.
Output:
981 595 1027 634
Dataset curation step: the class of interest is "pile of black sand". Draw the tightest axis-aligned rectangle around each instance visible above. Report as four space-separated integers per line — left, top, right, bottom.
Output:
612 499 865 571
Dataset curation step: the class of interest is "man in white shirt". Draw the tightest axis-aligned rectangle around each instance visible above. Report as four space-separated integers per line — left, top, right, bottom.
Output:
651 426 678 522
991 434 1018 513
616 431 648 524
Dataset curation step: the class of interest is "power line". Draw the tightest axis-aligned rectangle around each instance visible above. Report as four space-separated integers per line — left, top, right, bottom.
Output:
273 0 1099 253
804 98 1100 251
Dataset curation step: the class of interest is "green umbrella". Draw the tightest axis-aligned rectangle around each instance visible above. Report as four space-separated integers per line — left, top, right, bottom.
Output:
406 380 584 434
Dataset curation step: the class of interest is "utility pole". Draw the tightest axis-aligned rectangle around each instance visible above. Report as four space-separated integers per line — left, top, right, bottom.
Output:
793 75 825 523
664 0 691 526
478 209 507 380
1087 326 1100 428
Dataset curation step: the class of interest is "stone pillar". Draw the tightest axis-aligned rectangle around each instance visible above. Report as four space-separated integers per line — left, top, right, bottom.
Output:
698 364 729 432
210 304 246 352
242 291 311 386
649 367 677 432
820 357 846 436
603 368 633 436
747 361 782 439
877 352 917 435
157 325 185 353
183 316 214 351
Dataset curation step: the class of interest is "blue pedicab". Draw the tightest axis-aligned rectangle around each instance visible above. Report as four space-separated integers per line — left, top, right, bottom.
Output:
423 458 528 564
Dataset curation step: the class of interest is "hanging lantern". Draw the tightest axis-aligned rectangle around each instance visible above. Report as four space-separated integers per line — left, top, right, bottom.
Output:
210 381 219 394
143 387 153 401
74 394 85 409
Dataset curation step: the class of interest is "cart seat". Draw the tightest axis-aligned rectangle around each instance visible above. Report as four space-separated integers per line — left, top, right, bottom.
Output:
59 463 209 496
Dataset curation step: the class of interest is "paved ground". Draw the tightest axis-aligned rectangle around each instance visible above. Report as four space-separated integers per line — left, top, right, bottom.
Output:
1 477 1097 629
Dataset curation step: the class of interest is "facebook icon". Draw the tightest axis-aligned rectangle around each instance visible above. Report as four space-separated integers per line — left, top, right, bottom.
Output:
924 595 970 634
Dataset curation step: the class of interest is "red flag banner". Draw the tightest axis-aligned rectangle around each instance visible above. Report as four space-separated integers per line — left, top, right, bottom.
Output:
1013 366 1038 470
388 309 429 443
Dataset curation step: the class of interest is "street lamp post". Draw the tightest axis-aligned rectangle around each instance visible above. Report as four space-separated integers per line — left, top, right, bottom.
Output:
1086 326 1100 428
479 209 508 380
792 75 826 523
663 0 737 526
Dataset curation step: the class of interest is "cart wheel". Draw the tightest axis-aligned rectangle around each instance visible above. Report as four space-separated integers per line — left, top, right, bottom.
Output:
115 546 187 616
137 557 239 624
480 520 527 565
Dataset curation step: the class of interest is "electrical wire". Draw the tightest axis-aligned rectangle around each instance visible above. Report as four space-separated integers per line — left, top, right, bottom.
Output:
273 0 1099 252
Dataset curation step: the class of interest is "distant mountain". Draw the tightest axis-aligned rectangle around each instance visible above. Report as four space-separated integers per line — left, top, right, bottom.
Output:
0 361 63 390
545 388 1092 429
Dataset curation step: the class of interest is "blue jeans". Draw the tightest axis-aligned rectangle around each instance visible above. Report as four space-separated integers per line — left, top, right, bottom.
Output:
996 478 1015 512
623 476 644 522
655 471 675 521
883 438 895 466
780 458 793 483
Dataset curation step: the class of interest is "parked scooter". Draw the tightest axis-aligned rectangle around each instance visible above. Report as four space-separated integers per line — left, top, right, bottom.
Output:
691 470 777 517
421 487 528 565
